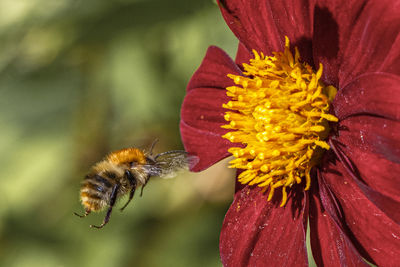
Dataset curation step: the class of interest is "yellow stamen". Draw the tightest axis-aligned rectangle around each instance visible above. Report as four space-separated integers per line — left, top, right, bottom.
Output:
222 36 338 207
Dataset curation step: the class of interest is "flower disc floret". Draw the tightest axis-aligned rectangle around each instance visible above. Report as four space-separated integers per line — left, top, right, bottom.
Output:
222 37 338 206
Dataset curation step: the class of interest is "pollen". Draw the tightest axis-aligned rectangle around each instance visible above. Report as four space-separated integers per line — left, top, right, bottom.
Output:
222 37 338 207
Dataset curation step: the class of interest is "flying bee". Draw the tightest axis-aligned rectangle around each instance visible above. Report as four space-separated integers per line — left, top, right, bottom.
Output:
74 141 197 229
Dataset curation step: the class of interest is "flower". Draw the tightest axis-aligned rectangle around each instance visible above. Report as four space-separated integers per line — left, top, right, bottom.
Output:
180 0 400 266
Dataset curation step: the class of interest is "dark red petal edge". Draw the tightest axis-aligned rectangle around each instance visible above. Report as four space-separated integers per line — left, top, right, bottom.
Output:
220 183 308 267
309 175 369 266
181 46 242 171
321 158 400 266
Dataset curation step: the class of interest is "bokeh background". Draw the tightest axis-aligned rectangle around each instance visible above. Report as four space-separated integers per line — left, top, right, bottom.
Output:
0 0 239 266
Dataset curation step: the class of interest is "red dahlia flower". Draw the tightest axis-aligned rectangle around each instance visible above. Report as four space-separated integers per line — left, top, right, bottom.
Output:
180 0 400 266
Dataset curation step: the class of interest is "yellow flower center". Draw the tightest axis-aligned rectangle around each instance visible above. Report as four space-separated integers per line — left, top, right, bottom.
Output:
222 37 338 207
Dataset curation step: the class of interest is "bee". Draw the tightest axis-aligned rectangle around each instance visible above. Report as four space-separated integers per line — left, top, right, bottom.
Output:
74 141 197 228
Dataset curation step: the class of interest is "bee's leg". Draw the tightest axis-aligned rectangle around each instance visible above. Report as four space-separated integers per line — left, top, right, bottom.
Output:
120 170 137 211
74 209 90 218
139 175 152 197
140 182 147 197
90 184 119 229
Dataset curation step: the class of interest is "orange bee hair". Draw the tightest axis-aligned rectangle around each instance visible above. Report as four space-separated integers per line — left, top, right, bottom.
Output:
106 148 147 165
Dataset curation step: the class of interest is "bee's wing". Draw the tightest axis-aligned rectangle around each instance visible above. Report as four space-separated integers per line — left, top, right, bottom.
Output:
145 150 198 178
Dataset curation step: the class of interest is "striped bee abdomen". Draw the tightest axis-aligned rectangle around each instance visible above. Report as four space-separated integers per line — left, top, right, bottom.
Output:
80 173 116 212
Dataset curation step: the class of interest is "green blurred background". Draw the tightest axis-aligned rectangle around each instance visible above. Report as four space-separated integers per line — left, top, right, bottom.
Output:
0 0 238 266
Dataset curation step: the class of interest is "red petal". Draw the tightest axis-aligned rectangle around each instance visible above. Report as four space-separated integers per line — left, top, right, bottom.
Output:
187 46 242 92
321 160 400 266
333 72 400 121
336 116 400 206
331 73 400 219
180 88 233 172
219 0 315 60
313 0 400 87
181 46 242 171
337 0 400 86
220 185 308 266
235 42 252 67
309 178 369 266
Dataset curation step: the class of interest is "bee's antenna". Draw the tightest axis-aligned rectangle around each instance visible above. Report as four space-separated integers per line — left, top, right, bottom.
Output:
148 138 159 156
74 210 90 218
